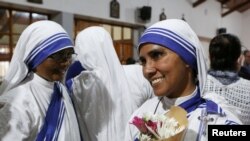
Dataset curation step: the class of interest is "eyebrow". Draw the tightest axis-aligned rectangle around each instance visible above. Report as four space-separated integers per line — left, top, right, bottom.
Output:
148 48 165 56
139 48 163 60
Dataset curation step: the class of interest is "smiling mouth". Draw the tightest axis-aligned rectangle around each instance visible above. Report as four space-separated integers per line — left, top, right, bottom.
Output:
151 77 165 86
53 68 66 75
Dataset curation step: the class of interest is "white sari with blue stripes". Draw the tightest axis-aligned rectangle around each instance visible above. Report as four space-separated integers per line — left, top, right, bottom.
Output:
0 21 81 141
124 87 242 141
0 73 80 141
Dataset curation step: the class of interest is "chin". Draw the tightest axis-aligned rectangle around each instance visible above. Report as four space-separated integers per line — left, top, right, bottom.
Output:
52 75 64 82
154 90 166 97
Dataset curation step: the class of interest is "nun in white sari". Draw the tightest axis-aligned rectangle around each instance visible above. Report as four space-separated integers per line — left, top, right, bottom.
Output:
124 19 242 141
66 26 153 141
0 21 81 141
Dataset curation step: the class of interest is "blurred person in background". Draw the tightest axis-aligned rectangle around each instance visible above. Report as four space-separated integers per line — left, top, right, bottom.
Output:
204 33 250 124
239 50 250 80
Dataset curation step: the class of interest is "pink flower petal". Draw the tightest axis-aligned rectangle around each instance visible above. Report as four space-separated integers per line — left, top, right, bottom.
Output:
131 116 148 134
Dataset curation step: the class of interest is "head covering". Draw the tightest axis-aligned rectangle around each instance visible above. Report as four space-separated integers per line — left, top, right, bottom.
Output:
0 20 73 94
75 26 123 73
138 19 207 94
73 26 153 140
74 26 134 109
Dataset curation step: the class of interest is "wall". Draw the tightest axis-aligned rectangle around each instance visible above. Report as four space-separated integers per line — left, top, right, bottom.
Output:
242 10 250 49
52 12 74 38
1 0 249 50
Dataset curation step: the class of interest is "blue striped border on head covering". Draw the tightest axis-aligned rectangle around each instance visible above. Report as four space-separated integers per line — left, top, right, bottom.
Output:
139 27 197 71
25 32 73 70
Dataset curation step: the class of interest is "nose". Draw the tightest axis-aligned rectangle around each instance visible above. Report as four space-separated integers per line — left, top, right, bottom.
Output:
143 60 156 77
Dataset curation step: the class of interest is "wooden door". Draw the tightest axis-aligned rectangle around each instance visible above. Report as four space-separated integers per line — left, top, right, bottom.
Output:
113 40 133 64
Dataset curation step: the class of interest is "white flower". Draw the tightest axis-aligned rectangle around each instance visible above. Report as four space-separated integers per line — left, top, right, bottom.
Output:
140 134 151 141
132 106 188 141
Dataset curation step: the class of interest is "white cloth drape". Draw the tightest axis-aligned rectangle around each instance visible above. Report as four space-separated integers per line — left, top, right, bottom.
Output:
0 73 81 141
125 91 242 141
71 26 154 141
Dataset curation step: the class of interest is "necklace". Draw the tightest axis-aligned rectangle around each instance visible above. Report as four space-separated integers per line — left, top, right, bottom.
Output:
153 97 163 114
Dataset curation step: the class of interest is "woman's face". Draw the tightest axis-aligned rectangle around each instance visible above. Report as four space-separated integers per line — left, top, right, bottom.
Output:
139 44 194 98
34 48 75 82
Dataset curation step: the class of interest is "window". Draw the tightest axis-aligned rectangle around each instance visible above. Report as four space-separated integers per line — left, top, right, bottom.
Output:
0 7 48 81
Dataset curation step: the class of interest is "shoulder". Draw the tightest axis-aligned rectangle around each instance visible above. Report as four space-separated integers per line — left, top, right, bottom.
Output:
233 78 250 92
72 71 100 87
238 77 250 83
140 97 160 107
188 100 242 126
205 75 250 93
205 74 222 85
129 97 161 118
206 99 242 124
203 94 239 116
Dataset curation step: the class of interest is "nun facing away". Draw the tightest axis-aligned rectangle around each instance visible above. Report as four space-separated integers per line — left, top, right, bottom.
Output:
66 26 153 141
125 19 242 141
0 21 81 141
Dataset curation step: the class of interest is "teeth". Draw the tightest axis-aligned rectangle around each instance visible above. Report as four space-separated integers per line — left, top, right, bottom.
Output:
151 78 164 85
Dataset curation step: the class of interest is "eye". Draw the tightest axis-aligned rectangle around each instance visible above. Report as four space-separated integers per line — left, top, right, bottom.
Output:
65 52 74 58
139 57 146 66
150 50 164 60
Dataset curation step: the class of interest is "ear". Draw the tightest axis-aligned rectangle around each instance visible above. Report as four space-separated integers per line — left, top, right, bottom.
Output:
236 55 244 72
237 55 244 66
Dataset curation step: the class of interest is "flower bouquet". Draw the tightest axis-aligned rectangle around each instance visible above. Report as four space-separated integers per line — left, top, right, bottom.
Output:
131 106 188 141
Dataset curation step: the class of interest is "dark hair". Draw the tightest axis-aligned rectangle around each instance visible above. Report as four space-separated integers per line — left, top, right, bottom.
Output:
209 33 241 71
126 57 136 64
